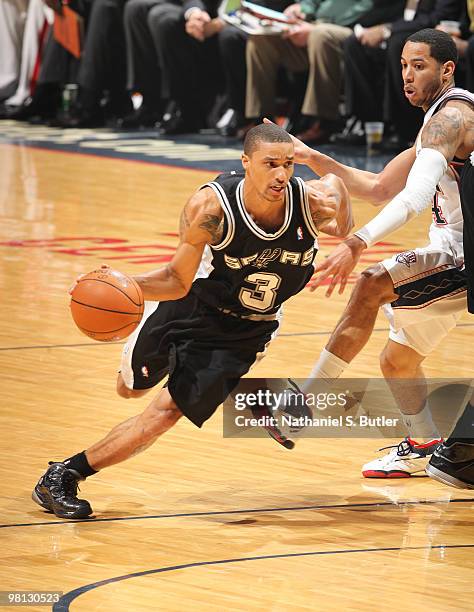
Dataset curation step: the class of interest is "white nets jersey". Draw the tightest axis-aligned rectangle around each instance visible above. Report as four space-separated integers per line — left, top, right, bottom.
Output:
416 87 474 263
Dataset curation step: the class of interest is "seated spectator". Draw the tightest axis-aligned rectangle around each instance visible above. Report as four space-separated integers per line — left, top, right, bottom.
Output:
244 0 405 144
123 0 273 134
62 0 132 127
436 1 472 89
339 0 470 150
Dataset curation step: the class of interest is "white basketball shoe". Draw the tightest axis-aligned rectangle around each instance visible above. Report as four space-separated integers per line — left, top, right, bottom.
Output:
362 438 443 478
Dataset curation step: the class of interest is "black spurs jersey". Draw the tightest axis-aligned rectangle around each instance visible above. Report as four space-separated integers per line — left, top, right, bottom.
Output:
191 172 319 317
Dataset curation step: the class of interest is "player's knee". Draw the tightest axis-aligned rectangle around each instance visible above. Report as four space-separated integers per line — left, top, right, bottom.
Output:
379 347 401 377
380 343 422 378
147 396 183 431
356 265 395 306
116 375 147 399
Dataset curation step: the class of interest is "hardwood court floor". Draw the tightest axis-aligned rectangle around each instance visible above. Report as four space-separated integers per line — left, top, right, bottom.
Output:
1 142 473 611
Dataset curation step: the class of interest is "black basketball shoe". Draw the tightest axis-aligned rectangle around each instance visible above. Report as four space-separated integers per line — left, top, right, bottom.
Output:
32 462 93 518
426 440 474 489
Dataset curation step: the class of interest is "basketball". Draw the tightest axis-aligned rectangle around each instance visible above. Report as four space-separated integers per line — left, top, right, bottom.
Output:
70 268 144 341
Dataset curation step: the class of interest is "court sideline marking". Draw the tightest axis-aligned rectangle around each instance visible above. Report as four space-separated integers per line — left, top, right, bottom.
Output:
2 322 474 352
52 544 474 611
2 497 472 529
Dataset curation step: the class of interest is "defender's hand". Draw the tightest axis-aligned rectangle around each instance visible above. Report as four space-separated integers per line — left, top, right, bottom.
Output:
310 235 366 296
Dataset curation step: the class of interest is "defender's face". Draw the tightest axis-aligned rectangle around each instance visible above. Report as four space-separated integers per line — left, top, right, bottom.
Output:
401 41 453 110
242 141 294 203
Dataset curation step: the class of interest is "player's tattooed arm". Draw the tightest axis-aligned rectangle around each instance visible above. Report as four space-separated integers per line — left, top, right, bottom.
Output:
421 102 465 161
134 187 223 301
198 213 224 245
179 188 224 245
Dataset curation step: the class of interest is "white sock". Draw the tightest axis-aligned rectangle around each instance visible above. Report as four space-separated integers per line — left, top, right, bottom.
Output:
308 348 349 379
401 402 441 442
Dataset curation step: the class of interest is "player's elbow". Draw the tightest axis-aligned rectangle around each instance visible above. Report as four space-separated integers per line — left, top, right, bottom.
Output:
370 179 392 206
332 215 354 238
168 266 191 299
338 215 355 237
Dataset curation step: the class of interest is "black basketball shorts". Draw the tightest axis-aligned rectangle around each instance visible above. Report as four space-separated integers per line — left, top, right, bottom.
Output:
120 291 280 427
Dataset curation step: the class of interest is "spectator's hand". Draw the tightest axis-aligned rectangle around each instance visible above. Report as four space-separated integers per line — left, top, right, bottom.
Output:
185 9 211 41
452 36 468 56
435 23 461 37
263 118 313 164
435 25 468 57
284 22 312 47
309 236 366 296
203 17 225 39
359 25 386 48
284 3 304 22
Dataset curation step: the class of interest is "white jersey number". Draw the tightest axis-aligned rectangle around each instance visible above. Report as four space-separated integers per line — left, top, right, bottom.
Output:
239 272 281 312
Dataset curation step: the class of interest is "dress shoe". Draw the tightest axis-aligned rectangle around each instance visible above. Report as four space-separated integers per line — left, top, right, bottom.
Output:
295 120 332 145
236 119 261 141
118 106 162 129
49 108 105 128
8 98 57 122
159 113 202 135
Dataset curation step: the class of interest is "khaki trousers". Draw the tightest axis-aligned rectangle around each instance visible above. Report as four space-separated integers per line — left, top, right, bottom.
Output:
245 22 351 120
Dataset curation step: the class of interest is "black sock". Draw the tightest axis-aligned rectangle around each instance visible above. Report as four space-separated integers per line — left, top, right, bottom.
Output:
63 451 98 478
446 403 474 443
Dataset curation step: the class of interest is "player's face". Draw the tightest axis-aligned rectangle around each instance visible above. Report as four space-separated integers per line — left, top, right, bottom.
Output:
242 141 294 203
401 42 454 110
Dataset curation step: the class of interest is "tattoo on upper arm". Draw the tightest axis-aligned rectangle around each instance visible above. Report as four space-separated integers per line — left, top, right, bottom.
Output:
179 206 191 238
421 108 463 160
198 214 224 244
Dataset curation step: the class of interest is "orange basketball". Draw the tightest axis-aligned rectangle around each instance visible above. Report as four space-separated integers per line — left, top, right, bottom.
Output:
70 268 144 341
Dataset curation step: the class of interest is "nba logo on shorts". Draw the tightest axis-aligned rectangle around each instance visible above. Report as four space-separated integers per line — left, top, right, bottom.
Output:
297 226 304 240
395 250 417 268
141 366 149 378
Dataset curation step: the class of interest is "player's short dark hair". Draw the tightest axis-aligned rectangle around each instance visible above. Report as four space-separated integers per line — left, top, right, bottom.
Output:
406 28 458 65
243 123 293 155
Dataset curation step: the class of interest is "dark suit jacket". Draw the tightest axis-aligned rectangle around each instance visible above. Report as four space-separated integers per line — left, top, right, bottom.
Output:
389 0 468 35
359 0 405 28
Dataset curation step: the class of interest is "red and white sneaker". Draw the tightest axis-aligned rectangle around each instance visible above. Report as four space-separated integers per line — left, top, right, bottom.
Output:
362 438 443 478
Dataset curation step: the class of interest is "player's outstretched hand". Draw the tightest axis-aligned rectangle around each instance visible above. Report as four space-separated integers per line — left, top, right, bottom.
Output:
68 264 110 295
262 118 313 165
310 236 366 297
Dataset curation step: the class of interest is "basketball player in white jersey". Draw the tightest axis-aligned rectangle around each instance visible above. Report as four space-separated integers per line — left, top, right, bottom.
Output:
274 28 474 481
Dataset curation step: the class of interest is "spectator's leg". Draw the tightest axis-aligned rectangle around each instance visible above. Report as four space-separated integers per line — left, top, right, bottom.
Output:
343 33 385 121
150 3 209 131
78 0 131 118
218 25 247 118
4 0 54 108
0 0 28 101
124 0 164 109
245 35 304 119
303 23 351 124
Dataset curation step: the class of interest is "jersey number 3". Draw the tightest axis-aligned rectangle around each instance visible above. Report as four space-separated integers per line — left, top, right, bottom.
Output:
239 272 281 312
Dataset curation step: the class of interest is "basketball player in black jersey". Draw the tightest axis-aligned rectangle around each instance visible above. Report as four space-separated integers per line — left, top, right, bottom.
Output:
276 29 474 489
32 123 353 519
